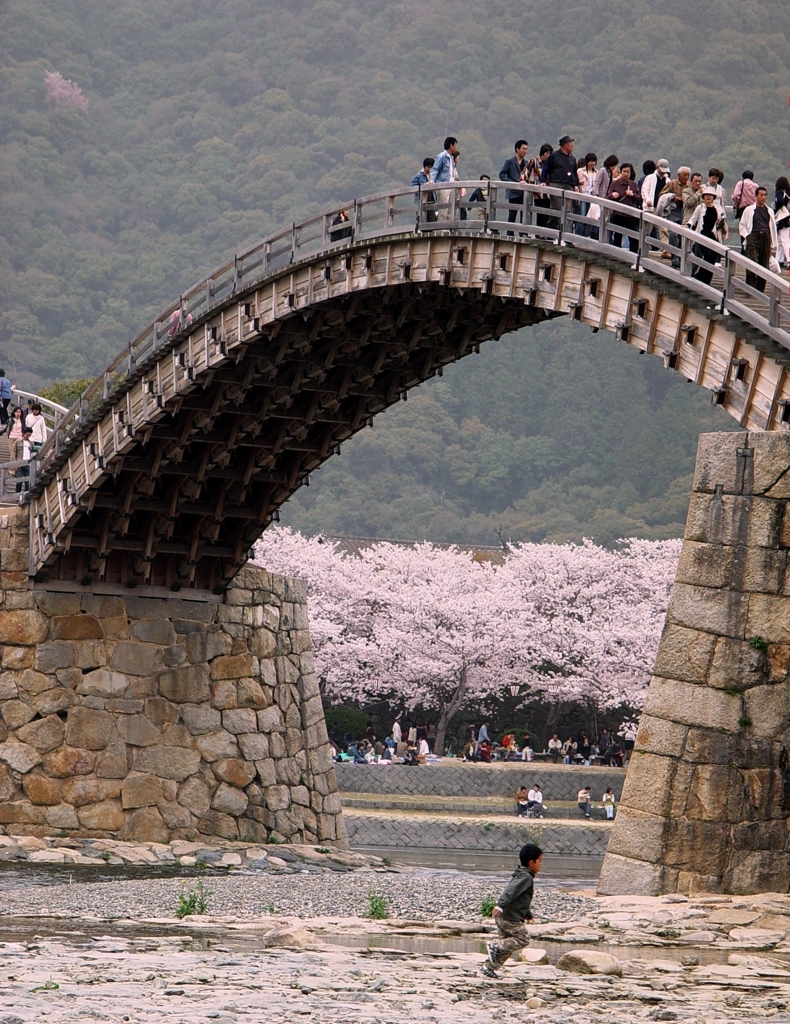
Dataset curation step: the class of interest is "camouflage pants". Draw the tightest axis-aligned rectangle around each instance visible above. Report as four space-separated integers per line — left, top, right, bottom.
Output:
492 916 530 965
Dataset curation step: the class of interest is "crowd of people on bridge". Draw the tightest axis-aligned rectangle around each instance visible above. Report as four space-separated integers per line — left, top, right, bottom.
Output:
0 370 50 494
412 135 790 291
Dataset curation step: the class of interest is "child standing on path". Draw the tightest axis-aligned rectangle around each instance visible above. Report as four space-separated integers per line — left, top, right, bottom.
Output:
480 843 543 978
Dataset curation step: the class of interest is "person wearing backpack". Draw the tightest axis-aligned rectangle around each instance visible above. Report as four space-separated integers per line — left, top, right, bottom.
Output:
774 176 790 268
732 170 757 222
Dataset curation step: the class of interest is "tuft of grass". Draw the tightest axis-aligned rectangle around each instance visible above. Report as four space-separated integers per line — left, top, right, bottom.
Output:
480 895 497 918
314 846 330 854
98 851 111 862
31 980 59 992
749 635 769 651
364 891 390 919
598 919 610 929
267 834 280 845
381 857 392 867
175 878 212 919
739 716 753 728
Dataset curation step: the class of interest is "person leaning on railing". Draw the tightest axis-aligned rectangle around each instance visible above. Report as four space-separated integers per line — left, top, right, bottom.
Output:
739 186 778 293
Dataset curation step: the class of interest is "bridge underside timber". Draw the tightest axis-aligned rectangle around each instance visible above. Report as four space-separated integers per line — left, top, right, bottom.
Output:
27 229 790 592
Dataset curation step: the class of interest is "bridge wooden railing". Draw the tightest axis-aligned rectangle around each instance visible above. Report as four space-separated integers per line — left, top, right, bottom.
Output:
24 181 790 495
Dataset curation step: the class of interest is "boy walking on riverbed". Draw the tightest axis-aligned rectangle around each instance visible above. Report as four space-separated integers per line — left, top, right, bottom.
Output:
480 843 542 978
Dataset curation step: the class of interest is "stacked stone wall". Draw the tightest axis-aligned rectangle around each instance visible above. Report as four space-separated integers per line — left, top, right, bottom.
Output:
335 763 625 802
599 431 790 896
0 508 346 847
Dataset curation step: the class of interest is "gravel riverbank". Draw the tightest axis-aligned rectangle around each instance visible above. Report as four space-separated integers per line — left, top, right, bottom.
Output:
0 869 594 923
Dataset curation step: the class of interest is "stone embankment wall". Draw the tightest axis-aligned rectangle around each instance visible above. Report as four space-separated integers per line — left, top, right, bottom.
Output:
0 508 346 847
343 815 610 859
335 762 626 801
600 431 790 896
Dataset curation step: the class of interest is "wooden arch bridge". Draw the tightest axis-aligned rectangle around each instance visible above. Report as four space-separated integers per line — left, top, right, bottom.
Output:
22 182 790 592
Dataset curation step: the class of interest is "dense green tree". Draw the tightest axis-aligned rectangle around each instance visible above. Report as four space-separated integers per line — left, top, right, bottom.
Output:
0 0 776 539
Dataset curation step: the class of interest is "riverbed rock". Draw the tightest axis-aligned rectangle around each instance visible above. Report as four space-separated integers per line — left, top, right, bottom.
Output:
262 924 320 949
557 950 623 976
519 947 549 964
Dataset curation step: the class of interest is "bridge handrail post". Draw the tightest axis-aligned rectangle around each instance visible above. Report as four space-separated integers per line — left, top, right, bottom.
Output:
636 211 648 272
721 252 733 313
352 199 360 241
769 282 782 328
290 224 297 264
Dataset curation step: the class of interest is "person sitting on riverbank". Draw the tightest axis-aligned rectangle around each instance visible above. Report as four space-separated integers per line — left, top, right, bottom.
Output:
516 786 529 817
475 738 492 762
601 787 616 820
548 734 562 763
527 784 544 817
577 786 592 819
401 743 420 766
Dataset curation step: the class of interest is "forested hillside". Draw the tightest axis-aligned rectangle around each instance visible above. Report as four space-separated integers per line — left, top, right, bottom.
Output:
0 0 780 541
285 321 734 545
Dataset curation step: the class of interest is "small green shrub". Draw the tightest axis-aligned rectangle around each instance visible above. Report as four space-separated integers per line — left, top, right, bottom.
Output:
98 851 111 862
480 895 497 918
31 981 59 992
739 716 753 728
314 846 330 854
175 878 212 919
365 891 390 919
598 919 610 929
267 834 280 844
748 635 769 651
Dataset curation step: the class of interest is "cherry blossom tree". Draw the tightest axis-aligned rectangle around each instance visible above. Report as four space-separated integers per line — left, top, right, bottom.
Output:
254 530 522 754
253 528 681 752
498 538 681 710
44 71 89 111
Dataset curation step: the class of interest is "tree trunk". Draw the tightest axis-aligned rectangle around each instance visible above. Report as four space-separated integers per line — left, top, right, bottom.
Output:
433 667 468 757
541 700 563 751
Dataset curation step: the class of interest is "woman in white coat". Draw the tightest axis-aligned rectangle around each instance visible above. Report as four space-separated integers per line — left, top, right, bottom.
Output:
687 187 728 286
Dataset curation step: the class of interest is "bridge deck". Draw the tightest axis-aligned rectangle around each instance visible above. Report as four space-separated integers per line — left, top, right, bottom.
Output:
19 183 790 591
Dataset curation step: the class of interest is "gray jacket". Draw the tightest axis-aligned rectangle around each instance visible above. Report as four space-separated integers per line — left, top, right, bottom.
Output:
496 865 535 923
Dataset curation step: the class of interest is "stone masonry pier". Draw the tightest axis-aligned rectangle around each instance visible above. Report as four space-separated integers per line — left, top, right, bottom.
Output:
600 431 790 896
0 507 345 847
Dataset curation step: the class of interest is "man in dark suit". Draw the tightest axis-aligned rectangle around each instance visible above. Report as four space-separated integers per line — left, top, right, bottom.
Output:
499 139 528 226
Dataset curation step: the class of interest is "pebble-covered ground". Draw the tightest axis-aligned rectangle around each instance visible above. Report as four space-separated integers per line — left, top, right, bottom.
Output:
0 869 593 923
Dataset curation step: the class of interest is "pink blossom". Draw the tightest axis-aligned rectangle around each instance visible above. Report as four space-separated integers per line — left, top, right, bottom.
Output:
254 528 680 752
44 71 89 111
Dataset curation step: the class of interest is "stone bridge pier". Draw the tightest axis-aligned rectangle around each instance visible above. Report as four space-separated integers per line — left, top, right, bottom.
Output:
600 431 790 895
0 507 345 847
